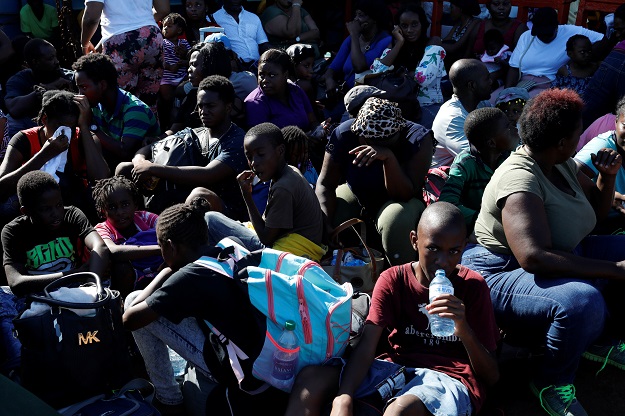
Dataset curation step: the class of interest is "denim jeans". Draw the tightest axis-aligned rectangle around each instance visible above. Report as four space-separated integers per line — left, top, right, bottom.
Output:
461 236 625 387
204 211 264 251
125 292 213 405
582 49 625 129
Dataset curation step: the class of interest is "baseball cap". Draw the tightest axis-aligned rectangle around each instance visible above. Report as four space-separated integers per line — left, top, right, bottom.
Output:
204 32 232 50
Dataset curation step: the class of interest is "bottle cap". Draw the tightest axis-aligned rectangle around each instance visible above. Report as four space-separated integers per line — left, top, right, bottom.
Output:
285 321 296 330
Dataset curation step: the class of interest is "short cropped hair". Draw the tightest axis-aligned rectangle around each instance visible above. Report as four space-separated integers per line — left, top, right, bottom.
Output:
17 171 60 209
198 75 235 105
72 53 118 89
246 122 285 148
464 107 507 148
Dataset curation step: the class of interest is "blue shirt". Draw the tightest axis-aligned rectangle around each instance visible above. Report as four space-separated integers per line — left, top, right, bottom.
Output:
329 32 392 88
575 130 625 194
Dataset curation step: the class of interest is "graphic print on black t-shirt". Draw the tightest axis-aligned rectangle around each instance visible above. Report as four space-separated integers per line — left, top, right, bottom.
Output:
25 236 75 274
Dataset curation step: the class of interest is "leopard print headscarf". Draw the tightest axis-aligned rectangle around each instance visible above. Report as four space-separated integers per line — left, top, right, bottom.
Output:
350 97 406 143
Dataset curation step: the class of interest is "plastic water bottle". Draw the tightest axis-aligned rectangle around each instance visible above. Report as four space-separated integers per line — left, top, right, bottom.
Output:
428 269 455 337
271 320 299 390
168 346 187 377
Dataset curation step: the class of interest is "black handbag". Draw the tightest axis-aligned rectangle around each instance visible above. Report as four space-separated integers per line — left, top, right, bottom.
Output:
12 272 132 409
361 67 422 123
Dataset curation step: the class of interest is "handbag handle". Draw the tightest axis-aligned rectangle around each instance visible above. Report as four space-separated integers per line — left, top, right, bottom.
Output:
27 272 111 309
329 218 379 284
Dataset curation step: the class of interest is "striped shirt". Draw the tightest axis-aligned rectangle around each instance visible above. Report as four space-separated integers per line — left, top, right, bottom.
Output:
92 88 160 144
95 211 158 244
162 38 190 85
439 146 509 231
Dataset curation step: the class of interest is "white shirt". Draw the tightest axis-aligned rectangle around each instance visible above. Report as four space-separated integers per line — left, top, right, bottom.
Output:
431 96 492 168
509 25 603 81
85 0 157 44
213 7 269 62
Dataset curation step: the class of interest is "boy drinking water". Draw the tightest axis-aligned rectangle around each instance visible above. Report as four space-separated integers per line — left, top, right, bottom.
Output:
205 122 326 261
285 202 499 416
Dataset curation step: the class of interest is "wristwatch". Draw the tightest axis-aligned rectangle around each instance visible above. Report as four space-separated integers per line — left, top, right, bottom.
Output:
89 124 98 132
295 36 301 42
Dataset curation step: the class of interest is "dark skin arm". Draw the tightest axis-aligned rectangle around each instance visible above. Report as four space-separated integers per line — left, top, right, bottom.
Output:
74 95 110 180
346 21 369 73
504 66 520 88
0 132 69 200
6 230 110 297
237 170 285 246
123 266 174 330
427 293 499 385
5 90 43 120
315 151 343 222
131 152 235 187
348 132 433 202
330 323 383 415
101 238 162 262
80 1 103 54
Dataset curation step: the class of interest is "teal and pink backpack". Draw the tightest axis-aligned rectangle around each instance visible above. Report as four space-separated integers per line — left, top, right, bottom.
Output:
194 238 353 393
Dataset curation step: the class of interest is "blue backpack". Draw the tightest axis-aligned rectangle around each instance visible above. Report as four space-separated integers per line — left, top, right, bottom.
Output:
194 238 353 393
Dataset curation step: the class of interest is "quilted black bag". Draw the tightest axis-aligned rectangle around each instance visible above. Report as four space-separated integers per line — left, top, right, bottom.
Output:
12 272 132 408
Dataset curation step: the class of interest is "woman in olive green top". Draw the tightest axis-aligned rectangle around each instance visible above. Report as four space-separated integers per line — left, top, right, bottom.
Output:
260 0 321 56
461 88 625 416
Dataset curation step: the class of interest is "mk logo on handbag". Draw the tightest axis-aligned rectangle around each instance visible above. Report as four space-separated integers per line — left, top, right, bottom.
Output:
78 331 100 345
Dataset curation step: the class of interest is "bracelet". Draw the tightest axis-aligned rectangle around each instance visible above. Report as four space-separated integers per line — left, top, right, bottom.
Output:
292 3 301 6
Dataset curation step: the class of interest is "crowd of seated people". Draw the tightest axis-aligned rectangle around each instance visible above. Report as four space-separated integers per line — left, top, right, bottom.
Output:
4 0 625 415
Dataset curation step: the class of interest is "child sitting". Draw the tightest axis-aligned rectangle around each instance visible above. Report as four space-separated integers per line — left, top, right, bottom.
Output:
0 171 109 373
159 13 191 130
286 43 319 117
204 123 326 261
480 29 512 88
93 176 163 298
123 203 290 414
495 86 529 144
439 108 517 232
552 34 598 96
282 125 318 189
285 202 500 416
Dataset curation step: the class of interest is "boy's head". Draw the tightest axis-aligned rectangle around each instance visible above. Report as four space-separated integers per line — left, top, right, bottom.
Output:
196 75 234 128
72 53 118 106
465 107 516 152
566 34 592 65
17 171 64 231
282 125 309 171
244 123 286 182
162 13 187 40
484 28 505 56
156 203 209 269
92 176 142 226
410 202 467 282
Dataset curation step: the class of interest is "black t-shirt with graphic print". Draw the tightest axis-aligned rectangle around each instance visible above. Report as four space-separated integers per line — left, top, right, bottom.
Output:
2 206 94 275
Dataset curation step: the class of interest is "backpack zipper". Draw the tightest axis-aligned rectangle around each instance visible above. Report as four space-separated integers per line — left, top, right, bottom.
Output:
296 276 312 344
265 269 276 324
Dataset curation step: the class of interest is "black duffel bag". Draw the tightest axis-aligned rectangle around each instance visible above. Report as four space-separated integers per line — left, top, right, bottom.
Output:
13 272 132 409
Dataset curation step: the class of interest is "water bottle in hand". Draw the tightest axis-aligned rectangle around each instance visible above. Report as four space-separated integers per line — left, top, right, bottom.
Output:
428 269 455 337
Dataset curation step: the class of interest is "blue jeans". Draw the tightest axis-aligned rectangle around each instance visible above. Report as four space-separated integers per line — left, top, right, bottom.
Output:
461 236 625 387
204 211 264 251
582 49 625 129
125 292 213 405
